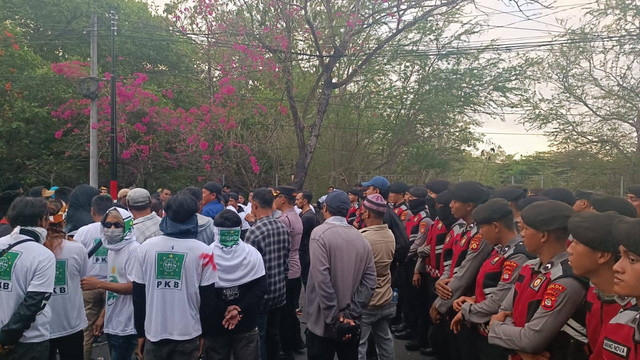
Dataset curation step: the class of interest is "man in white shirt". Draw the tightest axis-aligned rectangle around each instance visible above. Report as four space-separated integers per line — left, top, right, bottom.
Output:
72 194 113 360
81 207 139 360
0 197 56 360
132 194 219 359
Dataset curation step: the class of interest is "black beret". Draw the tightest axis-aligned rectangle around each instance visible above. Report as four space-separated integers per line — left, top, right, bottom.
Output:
568 211 619 253
425 180 449 194
347 188 363 198
492 186 528 202
627 185 640 198
521 200 575 231
515 195 549 212
449 181 488 205
591 195 637 218
575 190 595 202
435 190 453 206
472 198 513 225
389 182 409 194
408 187 428 199
612 217 640 256
540 188 576 206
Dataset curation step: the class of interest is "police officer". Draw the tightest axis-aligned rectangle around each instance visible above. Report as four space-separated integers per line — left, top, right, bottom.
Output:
591 194 638 218
388 182 410 222
624 184 640 217
346 189 362 226
567 211 633 359
488 200 589 360
400 187 433 350
430 182 490 360
573 190 595 213
450 199 533 360
600 217 640 359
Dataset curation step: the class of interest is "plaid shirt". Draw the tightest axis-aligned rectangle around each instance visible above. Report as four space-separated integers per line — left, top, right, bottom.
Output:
245 214 290 311
133 212 162 244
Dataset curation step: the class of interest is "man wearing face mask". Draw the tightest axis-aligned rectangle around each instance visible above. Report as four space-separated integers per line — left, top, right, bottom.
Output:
0 197 56 360
80 207 140 360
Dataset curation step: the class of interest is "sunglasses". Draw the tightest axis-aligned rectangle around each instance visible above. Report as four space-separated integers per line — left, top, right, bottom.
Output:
103 221 123 229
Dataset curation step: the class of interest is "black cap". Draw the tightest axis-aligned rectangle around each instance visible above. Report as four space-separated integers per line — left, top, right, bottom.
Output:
202 182 222 196
275 186 297 199
492 186 528 202
540 188 576 206
521 200 575 231
408 187 428 199
449 181 488 205
472 198 513 225
389 182 409 194
612 217 640 256
347 188 363 198
591 195 637 218
568 211 619 253
575 190 595 202
435 190 453 206
425 180 450 194
627 185 640 198
515 195 549 212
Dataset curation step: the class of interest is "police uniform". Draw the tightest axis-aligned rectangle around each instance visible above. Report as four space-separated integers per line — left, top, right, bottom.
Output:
389 182 410 222
453 199 533 360
347 202 360 225
488 201 589 360
599 306 640 359
597 216 640 359
586 287 633 359
567 211 634 359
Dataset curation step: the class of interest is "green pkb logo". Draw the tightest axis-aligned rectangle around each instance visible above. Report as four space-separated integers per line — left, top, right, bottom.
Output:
155 252 186 290
218 229 241 247
0 251 19 292
53 259 68 296
106 275 119 306
93 238 108 264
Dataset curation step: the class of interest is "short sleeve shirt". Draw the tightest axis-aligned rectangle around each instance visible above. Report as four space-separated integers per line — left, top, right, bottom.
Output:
49 240 89 338
104 240 139 336
74 222 109 280
132 235 218 342
0 233 56 343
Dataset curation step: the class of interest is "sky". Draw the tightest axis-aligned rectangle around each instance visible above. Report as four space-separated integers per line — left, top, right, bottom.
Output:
148 0 595 156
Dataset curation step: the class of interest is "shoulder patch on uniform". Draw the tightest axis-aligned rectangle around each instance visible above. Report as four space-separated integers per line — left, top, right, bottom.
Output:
400 212 407 221
419 222 428 234
530 274 548 292
603 337 630 358
469 234 482 252
541 283 566 311
501 260 518 282
444 233 452 245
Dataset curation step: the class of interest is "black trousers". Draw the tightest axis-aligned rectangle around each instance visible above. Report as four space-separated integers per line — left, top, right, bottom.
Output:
280 277 304 352
48 330 84 360
0 340 48 360
305 329 359 360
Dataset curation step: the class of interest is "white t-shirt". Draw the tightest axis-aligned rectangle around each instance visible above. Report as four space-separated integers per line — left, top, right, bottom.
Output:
0 233 56 343
104 240 139 336
49 240 89 338
225 206 251 230
74 222 108 280
132 235 218 342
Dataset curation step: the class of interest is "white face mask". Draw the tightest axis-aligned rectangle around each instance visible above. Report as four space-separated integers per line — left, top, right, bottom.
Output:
103 227 124 245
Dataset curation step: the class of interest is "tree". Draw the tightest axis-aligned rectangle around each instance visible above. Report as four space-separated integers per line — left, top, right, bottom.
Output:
50 62 260 188
522 0 640 170
172 0 535 188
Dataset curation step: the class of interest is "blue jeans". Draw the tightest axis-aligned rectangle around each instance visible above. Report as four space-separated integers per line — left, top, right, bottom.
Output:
106 333 137 360
358 302 396 360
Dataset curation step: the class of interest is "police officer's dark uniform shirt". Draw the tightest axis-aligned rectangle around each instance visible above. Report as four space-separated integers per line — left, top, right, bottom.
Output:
460 235 531 326
599 305 640 359
435 224 493 314
488 252 588 356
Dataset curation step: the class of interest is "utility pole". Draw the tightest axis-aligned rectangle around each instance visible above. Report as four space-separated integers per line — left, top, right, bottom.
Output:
109 10 118 199
89 13 98 188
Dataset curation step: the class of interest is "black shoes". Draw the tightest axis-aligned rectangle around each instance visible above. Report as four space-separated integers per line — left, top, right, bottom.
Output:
391 323 408 333
393 329 415 340
404 341 424 351
419 347 435 356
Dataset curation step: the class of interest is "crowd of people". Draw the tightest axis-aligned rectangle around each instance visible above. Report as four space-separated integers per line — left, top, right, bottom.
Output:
1 177 640 360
